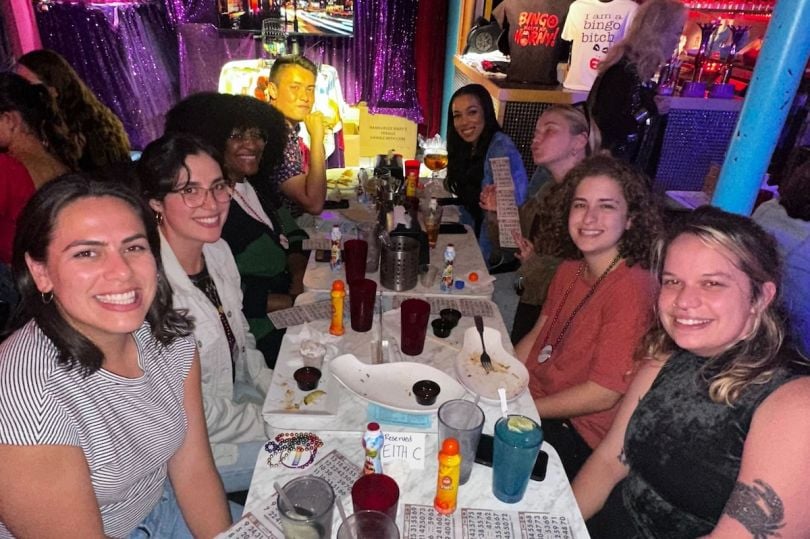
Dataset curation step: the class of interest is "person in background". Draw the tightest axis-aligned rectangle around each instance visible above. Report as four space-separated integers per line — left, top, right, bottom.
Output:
138 133 272 495
445 83 528 269
1 72 79 265
165 92 308 368
0 175 231 538
752 159 810 356
266 54 327 216
587 0 686 176
16 49 131 172
481 105 601 342
574 206 810 538
515 155 662 479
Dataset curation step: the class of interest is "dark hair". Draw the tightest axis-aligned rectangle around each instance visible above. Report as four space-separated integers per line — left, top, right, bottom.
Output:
642 206 793 404
445 84 501 228
269 54 318 84
778 159 810 221
0 71 80 170
9 173 193 376
138 132 223 202
164 92 287 193
555 154 663 268
17 49 131 170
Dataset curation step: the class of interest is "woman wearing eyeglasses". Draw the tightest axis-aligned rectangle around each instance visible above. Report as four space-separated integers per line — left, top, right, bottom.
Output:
165 93 308 369
138 132 272 495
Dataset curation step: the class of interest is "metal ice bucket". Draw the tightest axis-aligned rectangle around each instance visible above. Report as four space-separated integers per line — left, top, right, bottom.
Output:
379 236 419 291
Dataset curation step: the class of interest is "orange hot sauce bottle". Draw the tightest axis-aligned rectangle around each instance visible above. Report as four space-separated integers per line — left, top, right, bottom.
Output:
434 438 461 515
329 280 346 336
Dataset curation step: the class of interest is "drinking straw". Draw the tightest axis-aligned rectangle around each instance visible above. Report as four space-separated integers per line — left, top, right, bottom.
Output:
274 481 304 518
497 387 508 419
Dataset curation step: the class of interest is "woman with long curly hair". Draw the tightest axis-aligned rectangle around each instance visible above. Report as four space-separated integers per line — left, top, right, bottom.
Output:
0 72 79 265
574 206 810 538
587 0 686 173
17 49 131 171
515 154 662 479
444 83 527 266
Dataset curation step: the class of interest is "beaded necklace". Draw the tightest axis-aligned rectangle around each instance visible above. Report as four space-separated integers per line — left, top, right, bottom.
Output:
264 432 324 469
536 253 622 363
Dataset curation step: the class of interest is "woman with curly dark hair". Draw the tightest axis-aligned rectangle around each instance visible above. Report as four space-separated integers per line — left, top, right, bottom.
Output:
1 72 79 265
16 49 131 171
515 154 663 479
164 92 307 368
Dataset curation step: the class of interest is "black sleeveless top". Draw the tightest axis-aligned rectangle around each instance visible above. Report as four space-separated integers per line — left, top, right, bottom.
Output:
617 349 806 537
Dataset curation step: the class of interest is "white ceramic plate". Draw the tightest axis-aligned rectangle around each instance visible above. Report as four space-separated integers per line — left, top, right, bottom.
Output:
455 326 529 403
329 354 466 414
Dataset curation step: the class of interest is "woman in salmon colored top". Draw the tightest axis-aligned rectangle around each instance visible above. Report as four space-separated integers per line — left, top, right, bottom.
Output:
515 155 662 479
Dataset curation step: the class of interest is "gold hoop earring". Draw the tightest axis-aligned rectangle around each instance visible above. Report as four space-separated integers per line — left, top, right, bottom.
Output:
155 212 164 226
41 291 53 304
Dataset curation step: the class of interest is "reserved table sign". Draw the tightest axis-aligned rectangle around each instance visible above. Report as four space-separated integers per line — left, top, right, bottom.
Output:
381 431 427 470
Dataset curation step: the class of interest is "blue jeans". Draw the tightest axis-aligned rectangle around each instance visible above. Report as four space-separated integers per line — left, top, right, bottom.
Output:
128 481 243 538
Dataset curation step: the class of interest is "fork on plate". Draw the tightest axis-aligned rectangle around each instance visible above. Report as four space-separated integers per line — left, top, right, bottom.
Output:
474 315 493 373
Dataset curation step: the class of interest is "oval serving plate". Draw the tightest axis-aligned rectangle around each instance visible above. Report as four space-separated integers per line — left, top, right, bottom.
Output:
329 354 466 414
455 326 529 403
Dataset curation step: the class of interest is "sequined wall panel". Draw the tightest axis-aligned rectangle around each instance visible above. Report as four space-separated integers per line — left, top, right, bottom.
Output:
653 109 740 192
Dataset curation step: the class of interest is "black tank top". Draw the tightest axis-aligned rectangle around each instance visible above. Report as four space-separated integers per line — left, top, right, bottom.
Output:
620 349 806 537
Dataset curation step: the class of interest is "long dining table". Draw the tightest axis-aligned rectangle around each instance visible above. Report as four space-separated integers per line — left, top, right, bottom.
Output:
241 298 589 537
236 173 589 538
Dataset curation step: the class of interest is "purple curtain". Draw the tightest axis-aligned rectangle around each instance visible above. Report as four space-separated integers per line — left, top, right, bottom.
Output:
35 0 423 147
36 2 179 149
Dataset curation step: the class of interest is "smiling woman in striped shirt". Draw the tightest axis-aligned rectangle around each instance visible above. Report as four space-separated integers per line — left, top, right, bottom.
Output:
0 175 231 538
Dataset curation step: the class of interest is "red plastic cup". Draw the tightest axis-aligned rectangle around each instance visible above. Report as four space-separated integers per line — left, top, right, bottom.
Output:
351 474 400 521
400 298 431 356
349 278 377 332
344 239 369 284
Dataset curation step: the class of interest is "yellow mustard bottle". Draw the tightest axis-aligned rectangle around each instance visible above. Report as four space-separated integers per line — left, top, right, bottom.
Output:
434 438 461 515
329 280 346 336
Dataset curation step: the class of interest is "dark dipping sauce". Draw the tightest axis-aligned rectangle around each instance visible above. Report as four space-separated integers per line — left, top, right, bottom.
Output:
412 380 441 405
294 367 322 391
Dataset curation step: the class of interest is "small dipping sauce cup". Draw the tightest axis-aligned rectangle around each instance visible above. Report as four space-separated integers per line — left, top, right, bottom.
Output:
432 319 452 338
439 308 461 328
294 367 322 391
412 380 440 405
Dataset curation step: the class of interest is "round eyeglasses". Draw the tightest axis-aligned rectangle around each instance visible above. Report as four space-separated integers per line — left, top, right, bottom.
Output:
171 181 233 208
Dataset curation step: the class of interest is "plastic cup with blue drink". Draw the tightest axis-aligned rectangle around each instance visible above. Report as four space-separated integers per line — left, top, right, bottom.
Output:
492 415 542 503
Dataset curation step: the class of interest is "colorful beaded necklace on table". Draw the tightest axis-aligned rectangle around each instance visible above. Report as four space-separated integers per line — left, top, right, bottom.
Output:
536 253 622 364
264 432 324 469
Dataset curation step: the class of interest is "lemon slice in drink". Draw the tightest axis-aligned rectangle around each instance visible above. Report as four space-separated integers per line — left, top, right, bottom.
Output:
507 416 535 433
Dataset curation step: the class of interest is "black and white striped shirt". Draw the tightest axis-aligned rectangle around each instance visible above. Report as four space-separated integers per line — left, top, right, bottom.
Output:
0 320 194 538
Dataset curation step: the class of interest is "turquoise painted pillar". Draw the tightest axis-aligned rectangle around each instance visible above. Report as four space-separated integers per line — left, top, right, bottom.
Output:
441 0 463 139
712 0 810 214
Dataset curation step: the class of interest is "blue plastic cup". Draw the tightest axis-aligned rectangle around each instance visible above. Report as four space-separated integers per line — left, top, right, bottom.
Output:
492 415 542 503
